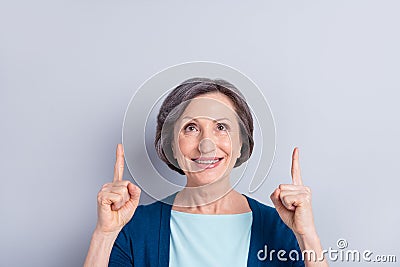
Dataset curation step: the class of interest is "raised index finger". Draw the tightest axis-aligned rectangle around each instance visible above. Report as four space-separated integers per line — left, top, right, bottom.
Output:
291 147 303 185
113 144 124 182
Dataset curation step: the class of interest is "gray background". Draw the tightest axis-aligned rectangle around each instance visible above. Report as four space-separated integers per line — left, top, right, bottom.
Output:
1 1 399 266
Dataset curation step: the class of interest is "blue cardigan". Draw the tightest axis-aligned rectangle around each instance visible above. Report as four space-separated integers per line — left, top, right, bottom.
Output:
109 194 305 267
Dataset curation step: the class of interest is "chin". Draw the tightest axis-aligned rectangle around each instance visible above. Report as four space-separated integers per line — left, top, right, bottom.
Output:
185 168 231 187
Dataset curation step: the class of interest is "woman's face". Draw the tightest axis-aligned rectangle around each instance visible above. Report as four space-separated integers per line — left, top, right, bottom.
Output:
172 92 243 187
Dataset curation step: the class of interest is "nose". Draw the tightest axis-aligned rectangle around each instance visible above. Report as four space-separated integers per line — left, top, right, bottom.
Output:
198 138 216 155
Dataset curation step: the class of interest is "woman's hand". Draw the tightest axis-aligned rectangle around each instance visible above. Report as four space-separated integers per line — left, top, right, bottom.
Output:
96 144 141 234
270 147 316 237
84 144 141 267
270 148 329 266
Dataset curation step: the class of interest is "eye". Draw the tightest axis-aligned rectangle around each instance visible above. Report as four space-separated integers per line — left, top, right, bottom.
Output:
184 123 198 132
216 123 229 131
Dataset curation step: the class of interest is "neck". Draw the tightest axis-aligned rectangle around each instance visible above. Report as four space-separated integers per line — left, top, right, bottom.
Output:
173 176 250 214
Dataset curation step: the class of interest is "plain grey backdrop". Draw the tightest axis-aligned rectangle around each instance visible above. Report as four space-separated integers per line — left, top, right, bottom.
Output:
1 1 399 266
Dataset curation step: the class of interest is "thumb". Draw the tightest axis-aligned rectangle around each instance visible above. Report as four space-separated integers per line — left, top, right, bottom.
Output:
127 183 141 205
119 183 141 226
270 188 286 214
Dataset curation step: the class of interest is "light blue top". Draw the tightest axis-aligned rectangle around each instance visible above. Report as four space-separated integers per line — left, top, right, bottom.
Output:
169 210 252 267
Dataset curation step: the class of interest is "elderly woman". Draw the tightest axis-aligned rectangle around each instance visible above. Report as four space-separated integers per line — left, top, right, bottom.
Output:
85 78 329 267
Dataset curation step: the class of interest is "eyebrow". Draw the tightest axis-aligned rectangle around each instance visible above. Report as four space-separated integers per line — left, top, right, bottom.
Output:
181 116 232 122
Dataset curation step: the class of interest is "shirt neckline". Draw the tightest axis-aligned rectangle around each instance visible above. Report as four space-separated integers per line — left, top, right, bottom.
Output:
171 209 252 216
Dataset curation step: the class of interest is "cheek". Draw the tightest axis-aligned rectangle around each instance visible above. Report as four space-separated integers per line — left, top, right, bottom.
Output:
227 135 242 156
219 138 232 152
177 136 197 157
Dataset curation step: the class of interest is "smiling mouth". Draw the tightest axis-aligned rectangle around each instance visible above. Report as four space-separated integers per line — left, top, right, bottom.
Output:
191 157 224 169
192 157 223 164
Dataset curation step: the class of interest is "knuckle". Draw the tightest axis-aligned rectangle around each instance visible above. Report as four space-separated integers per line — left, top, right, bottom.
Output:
100 186 109 193
97 193 104 204
114 180 129 187
281 195 289 204
117 194 125 204
123 186 129 193
118 187 128 196
122 190 130 198
101 183 108 189
301 193 311 202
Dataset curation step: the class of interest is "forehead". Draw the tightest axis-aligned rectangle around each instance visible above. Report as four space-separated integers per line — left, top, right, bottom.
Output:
194 92 236 108
180 92 238 120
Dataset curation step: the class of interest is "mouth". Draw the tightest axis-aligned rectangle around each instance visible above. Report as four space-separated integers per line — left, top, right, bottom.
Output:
191 157 224 169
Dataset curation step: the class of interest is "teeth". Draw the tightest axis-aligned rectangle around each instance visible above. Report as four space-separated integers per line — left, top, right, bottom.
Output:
195 159 220 164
